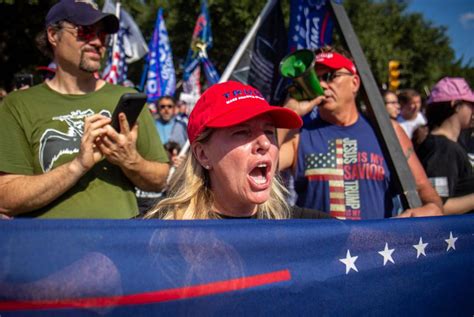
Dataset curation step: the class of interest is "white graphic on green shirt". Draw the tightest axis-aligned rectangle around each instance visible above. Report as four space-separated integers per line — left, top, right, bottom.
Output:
39 109 111 172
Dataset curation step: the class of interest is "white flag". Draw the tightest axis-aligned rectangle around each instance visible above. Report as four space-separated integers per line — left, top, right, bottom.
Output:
103 0 148 63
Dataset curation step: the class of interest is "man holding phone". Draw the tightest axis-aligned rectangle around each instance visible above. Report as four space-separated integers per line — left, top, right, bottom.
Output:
0 0 169 218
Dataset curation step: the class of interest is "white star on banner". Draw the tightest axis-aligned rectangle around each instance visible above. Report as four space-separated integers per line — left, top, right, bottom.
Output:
445 232 458 251
413 237 428 258
339 250 358 274
378 242 395 266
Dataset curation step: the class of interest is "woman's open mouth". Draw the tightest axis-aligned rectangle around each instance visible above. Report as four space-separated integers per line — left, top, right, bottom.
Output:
248 161 272 188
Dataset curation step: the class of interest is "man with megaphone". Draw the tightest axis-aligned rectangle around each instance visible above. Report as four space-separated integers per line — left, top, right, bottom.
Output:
278 46 442 220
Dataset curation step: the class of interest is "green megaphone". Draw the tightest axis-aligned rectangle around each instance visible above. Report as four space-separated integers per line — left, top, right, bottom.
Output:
279 49 324 100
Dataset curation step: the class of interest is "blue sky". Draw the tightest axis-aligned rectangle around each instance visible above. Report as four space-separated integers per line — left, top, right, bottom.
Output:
406 0 474 66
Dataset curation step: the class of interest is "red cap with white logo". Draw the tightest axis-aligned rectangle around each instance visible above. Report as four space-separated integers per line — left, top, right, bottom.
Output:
187 81 303 144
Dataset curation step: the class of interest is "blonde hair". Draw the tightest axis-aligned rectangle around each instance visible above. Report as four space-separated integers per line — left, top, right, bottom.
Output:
145 129 291 220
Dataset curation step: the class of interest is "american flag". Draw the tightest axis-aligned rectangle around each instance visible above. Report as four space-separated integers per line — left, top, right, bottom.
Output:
304 139 349 219
183 66 201 95
102 25 128 85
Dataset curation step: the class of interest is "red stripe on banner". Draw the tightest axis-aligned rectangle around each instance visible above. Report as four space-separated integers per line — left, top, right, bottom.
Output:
0 269 291 311
308 174 343 181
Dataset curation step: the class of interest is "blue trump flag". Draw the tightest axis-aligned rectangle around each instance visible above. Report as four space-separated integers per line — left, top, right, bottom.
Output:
0 215 473 315
183 0 213 81
145 8 176 102
288 0 335 51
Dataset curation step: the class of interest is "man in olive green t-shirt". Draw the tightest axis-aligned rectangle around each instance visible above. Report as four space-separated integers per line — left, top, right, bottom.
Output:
0 1 169 218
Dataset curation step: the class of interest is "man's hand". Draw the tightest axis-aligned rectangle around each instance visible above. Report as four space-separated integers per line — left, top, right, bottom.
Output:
396 203 443 218
284 95 326 117
94 112 169 191
71 114 111 174
96 112 140 169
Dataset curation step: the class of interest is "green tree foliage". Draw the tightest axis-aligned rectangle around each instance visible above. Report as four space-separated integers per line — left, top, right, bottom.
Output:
0 0 57 89
339 0 473 92
0 0 472 93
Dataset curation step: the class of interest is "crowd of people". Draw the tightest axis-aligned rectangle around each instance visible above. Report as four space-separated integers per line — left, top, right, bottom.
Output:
383 78 474 215
0 0 472 220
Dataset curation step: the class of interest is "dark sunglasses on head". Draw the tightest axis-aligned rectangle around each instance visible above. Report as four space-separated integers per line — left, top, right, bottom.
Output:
318 71 353 83
62 23 108 43
159 104 174 109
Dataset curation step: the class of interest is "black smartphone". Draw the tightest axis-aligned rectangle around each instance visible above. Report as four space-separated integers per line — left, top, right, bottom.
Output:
14 73 33 89
111 93 148 132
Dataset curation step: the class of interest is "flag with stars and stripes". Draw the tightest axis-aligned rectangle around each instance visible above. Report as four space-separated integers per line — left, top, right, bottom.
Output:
102 22 128 84
183 66 201 95
0 215 473 315
304 139 347 218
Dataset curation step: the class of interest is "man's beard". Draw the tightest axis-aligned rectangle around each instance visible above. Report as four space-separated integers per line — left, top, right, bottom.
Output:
78 48 101 73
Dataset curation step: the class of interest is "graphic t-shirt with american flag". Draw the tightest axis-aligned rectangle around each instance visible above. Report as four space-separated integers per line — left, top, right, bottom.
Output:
295 115 395 220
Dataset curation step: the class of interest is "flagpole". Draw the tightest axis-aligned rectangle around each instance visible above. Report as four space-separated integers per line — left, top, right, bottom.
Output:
139 61 148 92
219 0 277 82
111 1 121 58
115 2 121 20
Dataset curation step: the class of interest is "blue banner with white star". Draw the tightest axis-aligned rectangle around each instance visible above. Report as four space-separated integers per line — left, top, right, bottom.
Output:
0 215 473 315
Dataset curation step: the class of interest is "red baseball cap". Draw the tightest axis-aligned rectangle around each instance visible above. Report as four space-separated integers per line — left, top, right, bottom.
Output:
315 52 357 74
187 81 303 144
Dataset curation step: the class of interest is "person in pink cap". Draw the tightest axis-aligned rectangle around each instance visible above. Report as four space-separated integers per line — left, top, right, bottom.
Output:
146 81 332 220
416 77 474 214
279 46 442 220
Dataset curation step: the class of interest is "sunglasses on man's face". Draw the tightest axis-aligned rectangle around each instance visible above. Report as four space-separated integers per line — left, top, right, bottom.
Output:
318 71 353 83
159 104 174 110
62 24 108 43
